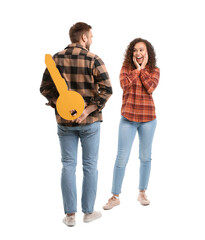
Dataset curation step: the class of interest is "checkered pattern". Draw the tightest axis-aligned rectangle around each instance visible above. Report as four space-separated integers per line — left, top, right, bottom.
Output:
40 43 112 126
120 66 160 122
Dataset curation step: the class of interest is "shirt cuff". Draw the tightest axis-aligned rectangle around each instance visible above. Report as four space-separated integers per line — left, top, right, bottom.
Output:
46 99 56 108
130 69 141 79
140 68 150 81
89 98 102 111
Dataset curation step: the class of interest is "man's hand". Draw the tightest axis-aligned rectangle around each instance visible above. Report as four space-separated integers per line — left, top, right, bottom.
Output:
75 108 89 124
73 104 98 124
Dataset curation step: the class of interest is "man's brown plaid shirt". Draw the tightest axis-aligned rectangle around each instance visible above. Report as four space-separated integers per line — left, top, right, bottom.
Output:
40 43 112 126
120 65 160 122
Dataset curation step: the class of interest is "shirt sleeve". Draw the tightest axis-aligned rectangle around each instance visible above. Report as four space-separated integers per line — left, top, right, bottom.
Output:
120 66 140 91
140 67 160 94
91 56 113 110
40 65 59 108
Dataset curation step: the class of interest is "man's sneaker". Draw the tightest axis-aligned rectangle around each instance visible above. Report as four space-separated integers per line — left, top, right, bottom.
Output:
63 214 76 227
137 192 150 206
103 196 120 210
83 211 102 223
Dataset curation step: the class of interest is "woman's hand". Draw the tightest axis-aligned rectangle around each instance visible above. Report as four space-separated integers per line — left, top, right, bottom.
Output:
133 56 141 70
141 52 148 69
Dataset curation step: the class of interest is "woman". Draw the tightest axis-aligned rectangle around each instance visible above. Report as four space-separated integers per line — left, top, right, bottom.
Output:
103 38 160 209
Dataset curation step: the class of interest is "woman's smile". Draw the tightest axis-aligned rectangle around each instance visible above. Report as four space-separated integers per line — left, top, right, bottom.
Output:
136 56 143 63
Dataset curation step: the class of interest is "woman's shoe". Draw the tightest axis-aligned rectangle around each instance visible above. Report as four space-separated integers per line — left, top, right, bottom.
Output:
103 196 120 210
137 192 150 206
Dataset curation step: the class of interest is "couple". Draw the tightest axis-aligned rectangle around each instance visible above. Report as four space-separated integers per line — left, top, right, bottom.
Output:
40 22 160 227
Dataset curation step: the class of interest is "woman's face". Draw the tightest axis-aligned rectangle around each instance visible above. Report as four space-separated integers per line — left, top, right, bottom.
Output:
133 42 148 65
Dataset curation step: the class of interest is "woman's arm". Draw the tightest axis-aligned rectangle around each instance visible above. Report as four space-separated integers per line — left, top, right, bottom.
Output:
140 68 160 94
120 66 140 91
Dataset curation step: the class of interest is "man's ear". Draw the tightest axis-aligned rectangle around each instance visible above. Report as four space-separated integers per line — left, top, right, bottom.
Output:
82 34 87 42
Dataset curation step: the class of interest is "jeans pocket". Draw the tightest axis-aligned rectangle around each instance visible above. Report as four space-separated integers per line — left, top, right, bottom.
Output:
57 124 67 136
83 121 100 135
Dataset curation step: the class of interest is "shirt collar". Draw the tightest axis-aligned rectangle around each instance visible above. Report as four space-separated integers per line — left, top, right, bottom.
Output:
65 43 88 51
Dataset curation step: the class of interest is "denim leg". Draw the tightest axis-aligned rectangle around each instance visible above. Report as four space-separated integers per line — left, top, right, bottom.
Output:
79 122 100 214
138 119 157 190
57 125 79 214
111 116 137 195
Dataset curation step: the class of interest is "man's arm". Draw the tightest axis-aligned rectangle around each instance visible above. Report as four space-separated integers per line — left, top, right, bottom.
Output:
91 56 113 110
74 56 112 124
40 67 59 108
75 104 98 124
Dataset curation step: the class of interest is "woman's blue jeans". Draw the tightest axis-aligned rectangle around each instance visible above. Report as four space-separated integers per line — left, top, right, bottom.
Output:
112 116 157 194
57 121 100 214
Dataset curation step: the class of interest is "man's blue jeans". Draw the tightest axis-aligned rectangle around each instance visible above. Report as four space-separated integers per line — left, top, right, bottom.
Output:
57 121 100 214
112 116 157 194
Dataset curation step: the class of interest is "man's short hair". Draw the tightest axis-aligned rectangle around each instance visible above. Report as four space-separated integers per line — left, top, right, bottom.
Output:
69 22 92 43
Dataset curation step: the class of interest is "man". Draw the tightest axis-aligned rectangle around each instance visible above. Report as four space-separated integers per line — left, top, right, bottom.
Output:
40 22 112 226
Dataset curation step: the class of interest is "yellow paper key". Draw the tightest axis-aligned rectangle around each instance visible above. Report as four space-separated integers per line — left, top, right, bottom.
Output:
45 54 85 120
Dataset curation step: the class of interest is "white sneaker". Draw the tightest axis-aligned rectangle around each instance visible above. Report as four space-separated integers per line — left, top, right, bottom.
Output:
83 211 102 223
63 214 76 227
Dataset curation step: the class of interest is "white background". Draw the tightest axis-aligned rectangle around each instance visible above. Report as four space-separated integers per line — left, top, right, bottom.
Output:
1 0 205 239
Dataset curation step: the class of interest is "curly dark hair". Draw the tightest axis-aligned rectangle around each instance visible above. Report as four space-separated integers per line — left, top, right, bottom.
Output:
123 38 157 71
